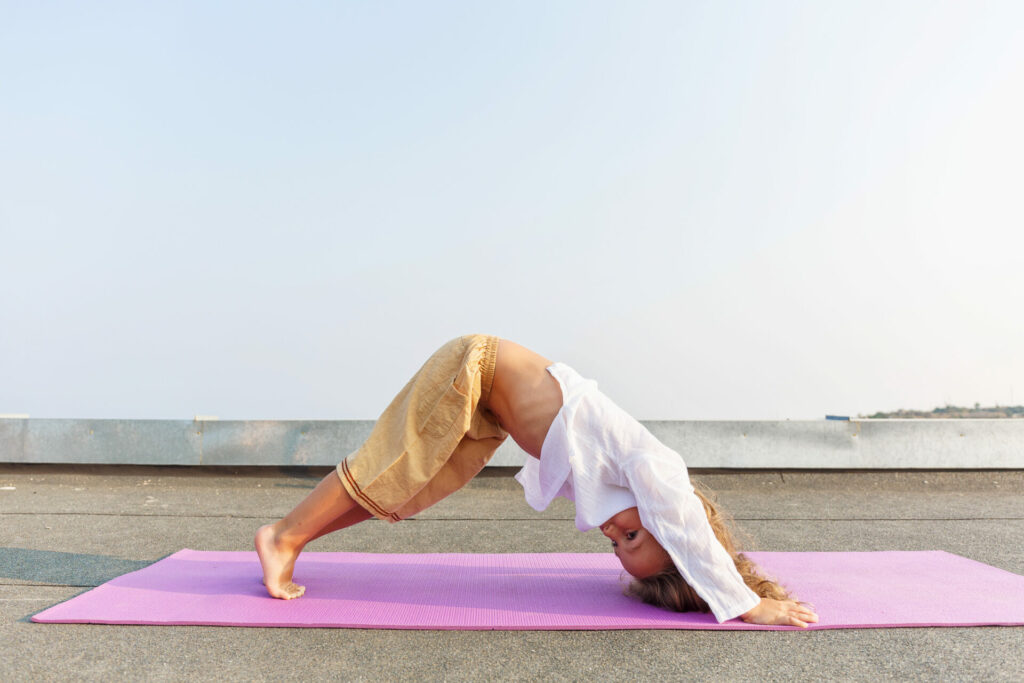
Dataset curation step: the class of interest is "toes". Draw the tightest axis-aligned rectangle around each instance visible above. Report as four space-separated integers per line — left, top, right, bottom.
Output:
280 582 305 599
270 585 298 600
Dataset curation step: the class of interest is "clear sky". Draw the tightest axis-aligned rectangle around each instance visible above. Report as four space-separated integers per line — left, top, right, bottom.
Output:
2 1 1022 420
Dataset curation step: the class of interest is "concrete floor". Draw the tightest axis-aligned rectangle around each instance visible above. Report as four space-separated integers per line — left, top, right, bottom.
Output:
1 465 1023 681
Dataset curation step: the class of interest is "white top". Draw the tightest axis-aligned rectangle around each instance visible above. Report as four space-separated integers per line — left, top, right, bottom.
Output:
515 362 761 623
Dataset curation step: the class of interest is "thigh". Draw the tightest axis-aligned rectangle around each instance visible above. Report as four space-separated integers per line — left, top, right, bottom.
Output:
337 334 507 522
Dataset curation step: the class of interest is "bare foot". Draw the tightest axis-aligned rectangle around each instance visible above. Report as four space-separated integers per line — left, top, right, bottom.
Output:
254 524 306 599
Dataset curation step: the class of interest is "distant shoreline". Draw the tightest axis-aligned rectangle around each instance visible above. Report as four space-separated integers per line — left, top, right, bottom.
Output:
859 405 1024 419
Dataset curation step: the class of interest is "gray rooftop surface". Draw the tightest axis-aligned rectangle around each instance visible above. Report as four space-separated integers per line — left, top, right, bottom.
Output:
1 465 1022 681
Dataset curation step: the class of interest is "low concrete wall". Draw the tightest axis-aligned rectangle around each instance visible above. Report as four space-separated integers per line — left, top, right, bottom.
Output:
1 418 1022 468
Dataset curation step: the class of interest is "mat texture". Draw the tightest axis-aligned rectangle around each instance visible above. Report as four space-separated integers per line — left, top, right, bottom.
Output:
32 550 1024 630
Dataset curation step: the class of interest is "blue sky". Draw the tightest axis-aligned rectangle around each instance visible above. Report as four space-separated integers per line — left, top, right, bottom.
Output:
2 1 1022 419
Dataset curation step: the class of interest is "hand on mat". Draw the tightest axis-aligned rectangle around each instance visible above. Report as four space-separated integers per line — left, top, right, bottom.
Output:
740 598 819 628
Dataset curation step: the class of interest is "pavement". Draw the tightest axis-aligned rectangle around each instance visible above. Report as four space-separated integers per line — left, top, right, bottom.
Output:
1 464 1022 682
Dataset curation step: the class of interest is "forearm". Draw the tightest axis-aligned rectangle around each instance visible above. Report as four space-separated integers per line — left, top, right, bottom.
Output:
623 448 760 622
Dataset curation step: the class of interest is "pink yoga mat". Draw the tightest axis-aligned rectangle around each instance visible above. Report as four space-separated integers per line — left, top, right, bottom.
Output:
32 550 1024 630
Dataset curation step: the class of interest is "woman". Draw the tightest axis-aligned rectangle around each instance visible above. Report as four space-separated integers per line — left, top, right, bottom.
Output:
255 335 817 627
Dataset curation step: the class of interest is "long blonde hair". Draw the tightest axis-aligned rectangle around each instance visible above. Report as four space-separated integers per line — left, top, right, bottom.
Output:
625 480 792 612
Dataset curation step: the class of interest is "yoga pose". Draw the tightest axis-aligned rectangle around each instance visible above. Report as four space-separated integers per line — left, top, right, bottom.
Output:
255 335 819 626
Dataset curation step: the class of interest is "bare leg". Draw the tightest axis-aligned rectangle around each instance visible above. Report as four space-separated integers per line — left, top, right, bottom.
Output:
254 470 368 599
307 505 373 543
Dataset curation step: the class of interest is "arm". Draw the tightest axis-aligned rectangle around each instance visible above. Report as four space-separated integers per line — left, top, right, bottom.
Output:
620 447 760 623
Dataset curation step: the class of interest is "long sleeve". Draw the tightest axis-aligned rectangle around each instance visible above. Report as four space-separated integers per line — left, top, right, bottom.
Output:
620 447 761 623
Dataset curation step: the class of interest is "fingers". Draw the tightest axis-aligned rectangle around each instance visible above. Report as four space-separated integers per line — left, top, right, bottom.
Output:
783 600 818 625
796 608 819 623
737 599 819 627
788 606 817 628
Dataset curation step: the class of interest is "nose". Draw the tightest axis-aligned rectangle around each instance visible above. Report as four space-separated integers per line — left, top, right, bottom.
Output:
600 522 615 537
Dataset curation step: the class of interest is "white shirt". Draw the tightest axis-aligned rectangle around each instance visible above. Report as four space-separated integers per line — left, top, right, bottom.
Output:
515 362 761 623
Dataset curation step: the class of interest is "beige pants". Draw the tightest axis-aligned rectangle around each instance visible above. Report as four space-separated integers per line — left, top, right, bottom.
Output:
336 334 509 522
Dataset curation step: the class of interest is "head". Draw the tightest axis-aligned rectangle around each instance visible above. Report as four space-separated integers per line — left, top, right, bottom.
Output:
600 506 672 579
621 480 794 613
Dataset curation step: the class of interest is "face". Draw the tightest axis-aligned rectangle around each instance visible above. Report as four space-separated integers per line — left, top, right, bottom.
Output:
600 507 672 579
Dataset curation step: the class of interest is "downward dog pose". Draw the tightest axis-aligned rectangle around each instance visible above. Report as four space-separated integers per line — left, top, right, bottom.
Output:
255 335 818 626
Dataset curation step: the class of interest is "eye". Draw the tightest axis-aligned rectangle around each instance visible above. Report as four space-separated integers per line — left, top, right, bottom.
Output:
625 531 638 541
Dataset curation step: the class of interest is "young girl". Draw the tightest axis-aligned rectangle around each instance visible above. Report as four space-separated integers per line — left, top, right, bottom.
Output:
255 335 819 627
